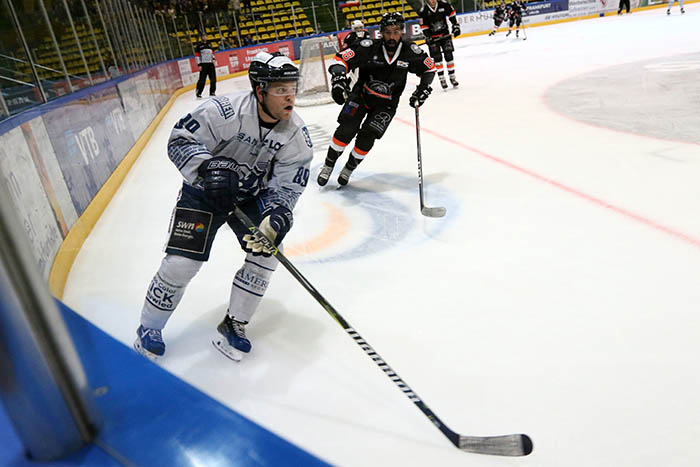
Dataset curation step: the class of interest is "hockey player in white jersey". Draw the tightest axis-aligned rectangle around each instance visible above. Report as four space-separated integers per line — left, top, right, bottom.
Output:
134 52 313 362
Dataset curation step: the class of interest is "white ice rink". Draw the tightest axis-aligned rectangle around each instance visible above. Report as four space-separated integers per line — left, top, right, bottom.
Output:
64 6 700 466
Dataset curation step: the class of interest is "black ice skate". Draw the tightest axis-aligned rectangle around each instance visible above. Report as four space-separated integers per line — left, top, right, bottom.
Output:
449 75 459 88
681 8 685 13
516 30 519 38
506 30 512 37
439 76 448 90
337 166 354 186
317 163 335 186
488 31 495 36
213 315 251 362
667 8 670 14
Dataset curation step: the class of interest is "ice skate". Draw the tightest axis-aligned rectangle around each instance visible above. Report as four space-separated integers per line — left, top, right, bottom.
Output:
134 325 165 360
516 30 519 38
449 75 459 88
488 31 495 36
196 94 203 99
337 166 354 186
317 163 335 186
213 315 251 362
506 30 512 37
681 8 685 13
210 92 216 97
667 8 670 14
439 76 448 90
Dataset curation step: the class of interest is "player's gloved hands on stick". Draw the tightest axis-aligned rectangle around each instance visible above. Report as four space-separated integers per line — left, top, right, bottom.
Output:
409 85 432 108
331 73 350 105
243 206 293 257
452 25 461 37
199 157 239 212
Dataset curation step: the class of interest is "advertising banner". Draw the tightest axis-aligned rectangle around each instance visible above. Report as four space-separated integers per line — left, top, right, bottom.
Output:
0 126 64 277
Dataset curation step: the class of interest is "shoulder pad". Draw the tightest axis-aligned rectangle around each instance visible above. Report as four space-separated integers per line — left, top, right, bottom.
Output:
360 39 373 47
410 43 423 55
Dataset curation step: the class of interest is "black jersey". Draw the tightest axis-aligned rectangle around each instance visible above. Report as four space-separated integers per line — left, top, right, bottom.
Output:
419 1 458 41
508 1 527 17
342 29 370 50
195 41 215 64
494 4 507 20
333 38 436 106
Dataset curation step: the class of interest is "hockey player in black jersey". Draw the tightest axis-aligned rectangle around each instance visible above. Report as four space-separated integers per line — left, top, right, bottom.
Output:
195 34 216 98
419 0 460 90
342 19 370 50
316 13 436 187
489 1 508 36
506 0 527 38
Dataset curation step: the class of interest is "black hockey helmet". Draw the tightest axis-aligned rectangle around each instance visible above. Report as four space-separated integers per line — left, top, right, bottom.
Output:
380 12 405 31
248 51 300 92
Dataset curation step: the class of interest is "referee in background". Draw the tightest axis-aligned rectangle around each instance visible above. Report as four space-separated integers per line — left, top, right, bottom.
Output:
195 33 216 98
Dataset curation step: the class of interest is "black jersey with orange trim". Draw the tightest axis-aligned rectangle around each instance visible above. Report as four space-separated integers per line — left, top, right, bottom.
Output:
342 29 371 50
419 1 458 41
332 38 436 106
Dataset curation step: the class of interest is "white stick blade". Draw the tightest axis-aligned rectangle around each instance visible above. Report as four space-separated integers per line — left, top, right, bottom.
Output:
421 206 446 218
458 434 533 456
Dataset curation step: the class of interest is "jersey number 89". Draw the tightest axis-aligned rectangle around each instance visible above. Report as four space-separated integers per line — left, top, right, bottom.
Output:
293 167 309 187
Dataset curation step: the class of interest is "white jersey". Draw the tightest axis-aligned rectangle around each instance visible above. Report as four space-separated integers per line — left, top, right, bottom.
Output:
167 91 313 213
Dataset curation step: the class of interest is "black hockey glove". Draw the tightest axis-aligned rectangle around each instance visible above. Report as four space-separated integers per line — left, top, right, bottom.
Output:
242 206 293 256
331 73 350 105
199 157 239 213
409 85 432 108
452 25 461 37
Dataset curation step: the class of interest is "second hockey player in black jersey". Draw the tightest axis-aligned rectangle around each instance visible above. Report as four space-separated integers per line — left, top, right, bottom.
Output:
489 1 508 36
419 0 460 90
317 13 436 187
506 0 527 38
342 19 370 50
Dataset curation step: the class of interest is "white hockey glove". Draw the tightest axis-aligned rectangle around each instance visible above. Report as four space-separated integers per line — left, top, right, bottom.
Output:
242 207 293 257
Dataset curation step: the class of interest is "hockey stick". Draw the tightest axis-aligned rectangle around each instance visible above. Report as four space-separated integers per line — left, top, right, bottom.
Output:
522 23 527 40
415 106 446 218
234 206 533 457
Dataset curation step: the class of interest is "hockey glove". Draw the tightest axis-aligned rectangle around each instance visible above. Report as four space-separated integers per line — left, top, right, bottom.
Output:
199 157 239 213
331 73 351 105
409 85 432 108
452 25 461 37
242 206 293 257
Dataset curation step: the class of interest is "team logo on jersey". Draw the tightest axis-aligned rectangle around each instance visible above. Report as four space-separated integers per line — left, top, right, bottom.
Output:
410 43 423 55
396 60 409 68
301 126 313 148
360 39 373 47
213 96 235 119
423 57 436 70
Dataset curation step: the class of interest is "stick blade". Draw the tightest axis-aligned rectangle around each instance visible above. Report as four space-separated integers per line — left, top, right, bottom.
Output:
458 434 533 456
421 206 446 218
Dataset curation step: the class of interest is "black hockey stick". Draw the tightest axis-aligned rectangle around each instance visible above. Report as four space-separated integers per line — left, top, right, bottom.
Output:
234 206 533 457
415 106 446 218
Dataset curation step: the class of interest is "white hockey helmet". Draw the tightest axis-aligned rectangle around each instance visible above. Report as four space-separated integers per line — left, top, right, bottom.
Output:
351 19 364 32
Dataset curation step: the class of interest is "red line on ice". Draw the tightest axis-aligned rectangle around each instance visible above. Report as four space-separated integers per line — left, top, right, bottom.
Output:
396 117 700 249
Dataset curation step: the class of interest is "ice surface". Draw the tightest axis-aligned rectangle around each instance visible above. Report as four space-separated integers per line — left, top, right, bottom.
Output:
64 7 700 466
